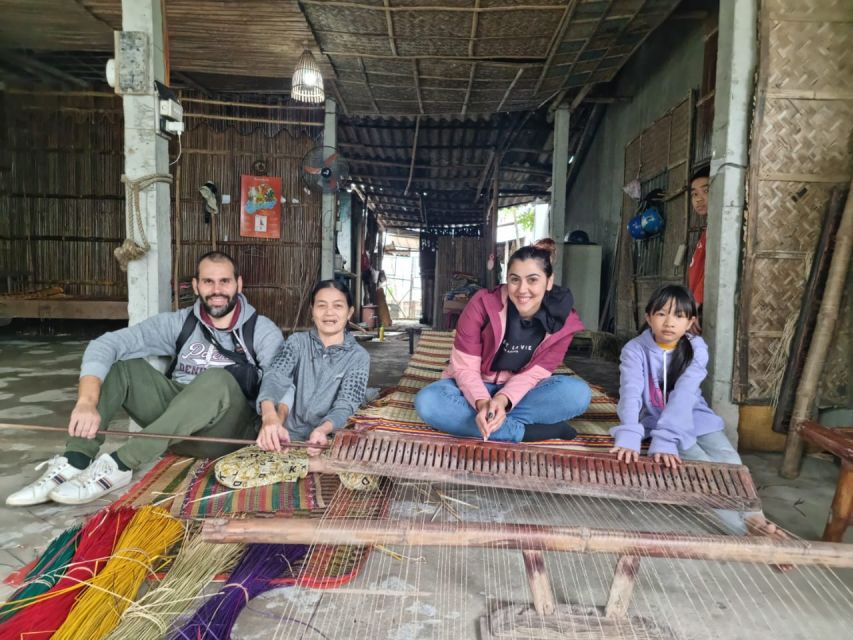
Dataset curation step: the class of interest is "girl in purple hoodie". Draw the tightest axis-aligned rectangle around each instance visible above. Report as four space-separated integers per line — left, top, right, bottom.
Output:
608 285 789 537
609 284 739 468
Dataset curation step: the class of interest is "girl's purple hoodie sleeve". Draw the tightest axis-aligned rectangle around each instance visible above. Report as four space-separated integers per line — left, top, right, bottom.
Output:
647 336 709 456
610 340 646 451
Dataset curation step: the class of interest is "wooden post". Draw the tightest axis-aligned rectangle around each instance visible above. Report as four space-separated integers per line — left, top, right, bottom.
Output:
521 550 556 615
604 555 640 618
824 461 853 543
781 180 853 478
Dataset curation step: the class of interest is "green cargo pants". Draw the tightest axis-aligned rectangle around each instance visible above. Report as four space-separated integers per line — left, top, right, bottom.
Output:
65 359 259 469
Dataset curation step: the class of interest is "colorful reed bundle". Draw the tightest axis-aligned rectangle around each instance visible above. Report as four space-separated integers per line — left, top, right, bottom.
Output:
0 523 81 622
0 507 135 640
170 543 308 640
51 505 185 640
103 531 245 640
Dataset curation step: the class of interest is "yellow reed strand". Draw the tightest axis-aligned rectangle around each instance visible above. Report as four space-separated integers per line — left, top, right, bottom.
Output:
51 506 185 640
102 529 245 640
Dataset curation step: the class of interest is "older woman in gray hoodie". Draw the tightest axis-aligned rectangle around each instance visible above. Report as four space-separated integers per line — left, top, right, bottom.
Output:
255 280 370 455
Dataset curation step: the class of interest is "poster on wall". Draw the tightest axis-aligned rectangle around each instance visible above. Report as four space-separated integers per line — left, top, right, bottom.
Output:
239 175 282 239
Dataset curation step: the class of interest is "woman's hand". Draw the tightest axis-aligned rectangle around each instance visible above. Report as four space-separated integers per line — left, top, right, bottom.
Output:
306 422 333 456
609 446 640 464
256 402 290 452
474 395 509 441
653 452 681 469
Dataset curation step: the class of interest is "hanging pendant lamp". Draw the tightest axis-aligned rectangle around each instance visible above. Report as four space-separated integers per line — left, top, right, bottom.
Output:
291 49 325 103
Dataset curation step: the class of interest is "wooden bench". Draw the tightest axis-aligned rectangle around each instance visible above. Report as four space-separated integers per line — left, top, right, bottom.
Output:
799 421 853 542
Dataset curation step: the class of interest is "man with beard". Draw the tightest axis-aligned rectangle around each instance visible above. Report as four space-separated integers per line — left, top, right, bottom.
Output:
6 251 284 506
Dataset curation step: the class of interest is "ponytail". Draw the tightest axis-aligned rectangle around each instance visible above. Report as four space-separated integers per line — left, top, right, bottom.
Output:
665 335 694 397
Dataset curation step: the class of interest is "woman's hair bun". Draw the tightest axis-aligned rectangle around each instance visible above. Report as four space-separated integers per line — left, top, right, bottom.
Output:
531 237 556 258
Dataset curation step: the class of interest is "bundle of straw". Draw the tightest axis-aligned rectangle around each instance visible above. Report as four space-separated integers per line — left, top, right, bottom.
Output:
51 505 185 640
103 530 245 640
0 507 136 640
0 524 81 622
170 543 308 640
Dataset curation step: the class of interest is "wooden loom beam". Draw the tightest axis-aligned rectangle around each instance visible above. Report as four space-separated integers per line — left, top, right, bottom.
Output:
201 517 853 568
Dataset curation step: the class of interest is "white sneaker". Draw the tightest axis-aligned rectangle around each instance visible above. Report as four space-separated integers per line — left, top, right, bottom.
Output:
48 454 132 505
6 456 86 506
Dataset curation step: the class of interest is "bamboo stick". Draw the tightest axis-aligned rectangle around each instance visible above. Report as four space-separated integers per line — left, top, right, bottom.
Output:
183 113 323 127
781 181 853 478
0 423 329 450
200 517 853 568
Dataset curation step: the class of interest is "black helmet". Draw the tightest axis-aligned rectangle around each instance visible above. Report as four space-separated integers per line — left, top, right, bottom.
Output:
567 229 590 244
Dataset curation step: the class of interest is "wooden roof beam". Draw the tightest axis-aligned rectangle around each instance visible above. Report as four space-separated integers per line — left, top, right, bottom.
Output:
383 0 398 56
533 0 580 95
4 51 89 88
461 62 476 117
303 1 565 13
404 115 420 195
413 60 425 114
468 0 480 57
495 67 524 112
357 56 381 114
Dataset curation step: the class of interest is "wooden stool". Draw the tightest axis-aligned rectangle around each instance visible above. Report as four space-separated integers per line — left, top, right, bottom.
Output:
799 421 853 542
442 298 468 330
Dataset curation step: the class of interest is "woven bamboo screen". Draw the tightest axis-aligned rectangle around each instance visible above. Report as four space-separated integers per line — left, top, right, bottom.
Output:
735 0 853 403
432 235 489 328
1 92 125 298
0 91 324 329
172 98 324 329
614 95 693 334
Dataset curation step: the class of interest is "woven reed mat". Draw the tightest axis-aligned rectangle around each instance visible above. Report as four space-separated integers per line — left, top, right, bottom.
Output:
170 460 389 587
172 459 340 518
351 330 622 451
113 454 197 509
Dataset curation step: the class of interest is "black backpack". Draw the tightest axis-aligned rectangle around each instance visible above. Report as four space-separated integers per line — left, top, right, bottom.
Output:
166 312 260 399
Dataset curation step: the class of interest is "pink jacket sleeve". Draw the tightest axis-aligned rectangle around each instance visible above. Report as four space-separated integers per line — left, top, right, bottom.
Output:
497 309 583 408
448 293 492 408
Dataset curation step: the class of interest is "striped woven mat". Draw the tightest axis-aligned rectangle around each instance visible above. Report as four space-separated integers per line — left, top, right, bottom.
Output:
172 460 339 518
352 330 621 451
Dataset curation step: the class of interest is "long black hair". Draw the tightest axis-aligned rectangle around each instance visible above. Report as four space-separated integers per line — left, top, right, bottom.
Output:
310 279 354 307
644 284 697 396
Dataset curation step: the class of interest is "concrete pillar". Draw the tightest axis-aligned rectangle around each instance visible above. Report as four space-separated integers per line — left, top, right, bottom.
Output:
321 98 337 280
121 0 171 325
703 0 758 445
550 104 570 285
533 202 550 244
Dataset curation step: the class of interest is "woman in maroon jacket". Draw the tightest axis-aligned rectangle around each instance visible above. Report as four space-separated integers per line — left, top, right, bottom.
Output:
415 239 591 442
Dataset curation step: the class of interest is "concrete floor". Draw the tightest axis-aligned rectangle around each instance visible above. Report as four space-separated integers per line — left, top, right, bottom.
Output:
0 329 851 638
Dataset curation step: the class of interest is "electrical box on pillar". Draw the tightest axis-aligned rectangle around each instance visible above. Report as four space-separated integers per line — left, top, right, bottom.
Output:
155 81 184 136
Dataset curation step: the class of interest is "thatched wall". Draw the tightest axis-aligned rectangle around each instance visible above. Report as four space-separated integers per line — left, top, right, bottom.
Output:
0 90 325 328
735 0 852 404
1 92 125 299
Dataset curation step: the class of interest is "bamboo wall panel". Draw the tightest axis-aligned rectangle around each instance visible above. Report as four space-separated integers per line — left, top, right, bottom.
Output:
736 0 853 402
2 93 124 297
614 96 691 334
432 236 489 328
1 92 324 328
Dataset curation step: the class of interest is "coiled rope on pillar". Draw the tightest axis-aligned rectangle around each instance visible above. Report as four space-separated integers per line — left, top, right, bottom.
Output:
114 173 173 271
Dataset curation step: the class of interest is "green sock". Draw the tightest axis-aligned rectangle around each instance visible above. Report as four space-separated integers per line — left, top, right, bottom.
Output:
110 451 131 472
64 451 91 470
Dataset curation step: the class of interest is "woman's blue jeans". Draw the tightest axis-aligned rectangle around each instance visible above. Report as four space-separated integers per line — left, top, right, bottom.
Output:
414 375 592 442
